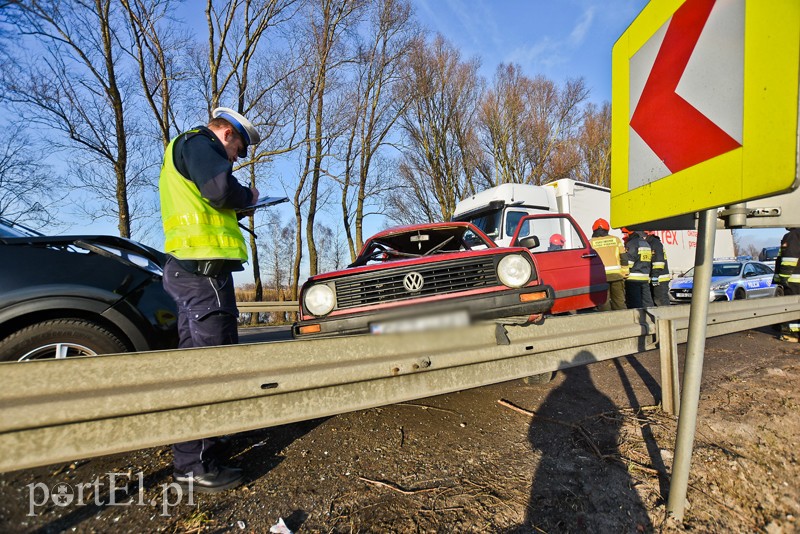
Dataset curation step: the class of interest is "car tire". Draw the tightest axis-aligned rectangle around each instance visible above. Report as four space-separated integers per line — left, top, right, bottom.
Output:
775 285 784 297
523 372 554 385
734 288 746 300
0 319 128 362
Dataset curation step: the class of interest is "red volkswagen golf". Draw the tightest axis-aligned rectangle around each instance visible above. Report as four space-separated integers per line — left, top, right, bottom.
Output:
293 215 606 338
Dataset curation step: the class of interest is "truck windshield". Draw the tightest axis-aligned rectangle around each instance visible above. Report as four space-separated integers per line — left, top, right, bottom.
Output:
463 209 501 239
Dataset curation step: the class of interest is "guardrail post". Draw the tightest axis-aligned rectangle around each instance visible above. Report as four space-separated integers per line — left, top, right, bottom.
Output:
657 319 680 415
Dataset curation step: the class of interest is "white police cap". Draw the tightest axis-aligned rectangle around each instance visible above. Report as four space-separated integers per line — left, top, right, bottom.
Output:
211 107 261 156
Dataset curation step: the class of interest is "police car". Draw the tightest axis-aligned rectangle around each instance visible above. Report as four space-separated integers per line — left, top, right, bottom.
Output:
668 257 782 303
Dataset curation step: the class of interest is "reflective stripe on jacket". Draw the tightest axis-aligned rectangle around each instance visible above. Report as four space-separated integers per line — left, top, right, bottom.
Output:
625 233 652 282
646 234 671 283
159 132 248 261
773 228 800 288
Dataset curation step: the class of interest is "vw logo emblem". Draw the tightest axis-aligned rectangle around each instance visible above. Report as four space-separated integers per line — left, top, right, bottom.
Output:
403 272 424 292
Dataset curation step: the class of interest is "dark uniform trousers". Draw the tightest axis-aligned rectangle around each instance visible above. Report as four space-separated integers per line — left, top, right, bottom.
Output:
651 282 670 306
163 256 239 475
625 280 655 309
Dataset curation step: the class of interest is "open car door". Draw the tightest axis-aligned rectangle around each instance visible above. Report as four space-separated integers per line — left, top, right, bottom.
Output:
510 214 607 314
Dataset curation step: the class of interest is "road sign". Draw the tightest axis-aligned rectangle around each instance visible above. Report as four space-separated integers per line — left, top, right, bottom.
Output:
610 0 800 228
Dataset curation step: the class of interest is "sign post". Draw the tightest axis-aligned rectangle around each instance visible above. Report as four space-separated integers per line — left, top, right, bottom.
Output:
611 0 800 522
665 210 715 519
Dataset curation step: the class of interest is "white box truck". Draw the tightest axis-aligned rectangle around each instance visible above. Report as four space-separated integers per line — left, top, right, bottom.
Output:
452 179 735 276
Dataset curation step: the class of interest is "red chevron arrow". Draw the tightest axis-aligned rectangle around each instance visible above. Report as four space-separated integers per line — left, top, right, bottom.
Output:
630 0 741 173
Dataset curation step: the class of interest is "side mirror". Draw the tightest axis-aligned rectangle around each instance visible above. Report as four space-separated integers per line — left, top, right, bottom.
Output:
517 235 540 249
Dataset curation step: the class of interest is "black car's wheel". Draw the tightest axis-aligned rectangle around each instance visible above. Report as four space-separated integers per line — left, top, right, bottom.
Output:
0 319 127 362
734 288 746 300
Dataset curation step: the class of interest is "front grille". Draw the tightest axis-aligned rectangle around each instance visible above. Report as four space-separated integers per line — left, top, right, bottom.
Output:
334 256 500 309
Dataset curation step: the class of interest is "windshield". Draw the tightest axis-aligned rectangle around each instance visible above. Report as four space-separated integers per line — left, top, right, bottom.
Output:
682 263 742 278
460 209 502 240
351 225 491 267
0 218 42 238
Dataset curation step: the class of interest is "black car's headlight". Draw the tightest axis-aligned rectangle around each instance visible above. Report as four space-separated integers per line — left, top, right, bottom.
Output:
497 254 532 288
304 283 336 316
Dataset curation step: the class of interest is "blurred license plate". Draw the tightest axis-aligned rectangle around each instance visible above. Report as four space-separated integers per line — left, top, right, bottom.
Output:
676 292 690 298
370 310 469 335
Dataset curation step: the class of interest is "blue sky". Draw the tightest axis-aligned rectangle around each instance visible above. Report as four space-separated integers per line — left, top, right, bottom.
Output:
412 0 648 104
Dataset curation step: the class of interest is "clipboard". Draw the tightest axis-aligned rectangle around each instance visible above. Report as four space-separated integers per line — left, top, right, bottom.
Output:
236 196 289 212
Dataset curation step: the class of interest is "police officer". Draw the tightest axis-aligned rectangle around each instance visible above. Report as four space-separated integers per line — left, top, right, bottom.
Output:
773 227 800 342
159 107 261 492
622 228 654 309
645 231 671 306
590 218 628 311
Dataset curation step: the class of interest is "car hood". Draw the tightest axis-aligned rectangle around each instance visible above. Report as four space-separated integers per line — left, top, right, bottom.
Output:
1 234 166 271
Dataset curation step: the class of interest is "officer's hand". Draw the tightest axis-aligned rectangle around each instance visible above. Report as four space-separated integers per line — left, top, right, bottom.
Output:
250 187 260 203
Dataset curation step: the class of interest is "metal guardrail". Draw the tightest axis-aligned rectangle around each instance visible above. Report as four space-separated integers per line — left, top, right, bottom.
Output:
0 296 798 472
237 301 298 312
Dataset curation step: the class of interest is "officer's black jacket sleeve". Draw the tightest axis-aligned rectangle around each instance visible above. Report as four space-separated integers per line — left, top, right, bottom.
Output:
174 127 254 210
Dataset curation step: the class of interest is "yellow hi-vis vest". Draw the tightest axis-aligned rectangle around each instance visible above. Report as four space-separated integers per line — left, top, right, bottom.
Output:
590 235 628 282
159 132 248 261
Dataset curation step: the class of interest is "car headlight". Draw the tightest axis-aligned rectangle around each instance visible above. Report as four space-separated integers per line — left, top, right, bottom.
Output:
497 254 532 288
304 284 336 316
710 282 730 290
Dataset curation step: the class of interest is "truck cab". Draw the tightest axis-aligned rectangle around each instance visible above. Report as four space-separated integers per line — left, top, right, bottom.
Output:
452 183 560 246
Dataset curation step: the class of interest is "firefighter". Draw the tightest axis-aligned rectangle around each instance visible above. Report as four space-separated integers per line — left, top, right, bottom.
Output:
548 233 565 251
645 231 671 306
589 218 628 311
773 227 800 342
622 228 654 309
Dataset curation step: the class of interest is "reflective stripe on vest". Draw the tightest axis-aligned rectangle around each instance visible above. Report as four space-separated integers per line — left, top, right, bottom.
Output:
627 272 650 282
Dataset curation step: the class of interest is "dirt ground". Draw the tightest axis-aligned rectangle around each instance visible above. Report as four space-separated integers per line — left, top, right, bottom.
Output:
0 326 798 533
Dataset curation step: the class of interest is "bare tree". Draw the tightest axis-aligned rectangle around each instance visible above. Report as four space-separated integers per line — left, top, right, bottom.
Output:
0 135 60 225
478 65 588 186
202 0 302 304
302 0 364 278
120 0 193 149
2 0 144 237
312 222 348 272
261 210 296 295
391 35 484 223
260 211 296 322
575 101 611 187
337 0 416 259
523 75 588 185
479 63 532 184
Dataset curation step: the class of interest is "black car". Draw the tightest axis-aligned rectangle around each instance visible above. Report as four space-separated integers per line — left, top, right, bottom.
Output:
0 218 178 361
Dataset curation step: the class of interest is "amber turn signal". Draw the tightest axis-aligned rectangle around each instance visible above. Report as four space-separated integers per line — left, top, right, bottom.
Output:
298 324 322 334
519 291 548 302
